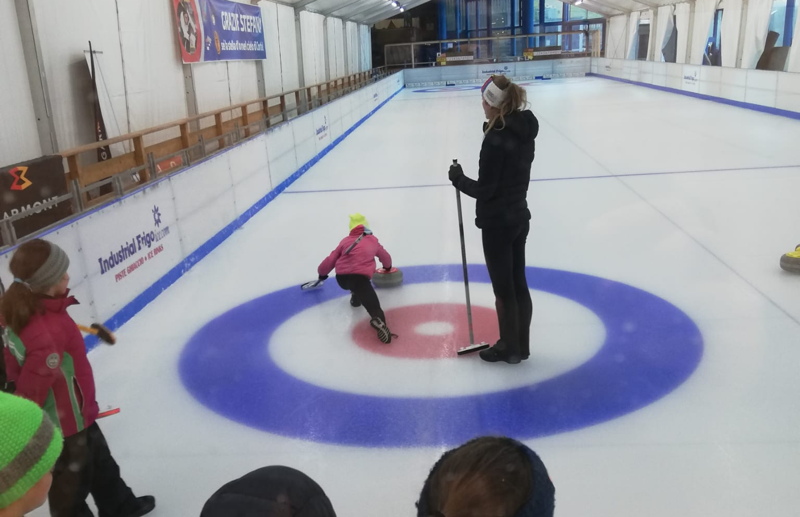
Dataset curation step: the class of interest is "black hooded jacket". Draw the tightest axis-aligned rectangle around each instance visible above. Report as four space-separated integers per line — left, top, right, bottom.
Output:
452 109 539 229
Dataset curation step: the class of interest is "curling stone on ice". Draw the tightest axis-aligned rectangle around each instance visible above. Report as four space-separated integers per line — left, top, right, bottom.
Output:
373 267 403 287
780 244 800 273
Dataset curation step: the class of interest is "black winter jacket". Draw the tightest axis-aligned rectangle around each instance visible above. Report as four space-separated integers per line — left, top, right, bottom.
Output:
452 109 539 228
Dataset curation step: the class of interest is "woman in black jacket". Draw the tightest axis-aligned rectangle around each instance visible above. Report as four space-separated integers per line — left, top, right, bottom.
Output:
449 75 539 364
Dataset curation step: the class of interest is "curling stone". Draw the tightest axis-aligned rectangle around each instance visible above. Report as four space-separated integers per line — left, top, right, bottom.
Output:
373 267 403 288
780 245 800 273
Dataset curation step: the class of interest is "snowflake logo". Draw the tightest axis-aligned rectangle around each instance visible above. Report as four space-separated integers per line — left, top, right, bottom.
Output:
152 205 162 227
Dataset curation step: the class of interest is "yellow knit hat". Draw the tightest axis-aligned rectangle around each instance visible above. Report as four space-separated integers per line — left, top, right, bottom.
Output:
349 213 369 230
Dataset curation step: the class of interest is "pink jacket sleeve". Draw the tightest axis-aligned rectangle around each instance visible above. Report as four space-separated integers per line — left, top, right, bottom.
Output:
318 243 343 277
376 242 392 270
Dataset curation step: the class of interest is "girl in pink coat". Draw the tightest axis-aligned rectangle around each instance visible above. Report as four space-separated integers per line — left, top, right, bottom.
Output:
317 214 394 343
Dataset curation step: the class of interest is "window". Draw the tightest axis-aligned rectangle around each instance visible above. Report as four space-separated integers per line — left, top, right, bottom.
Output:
637 20 650 60
563 24 587 51
569 5 589 20
544 24 562 47
703 9 723 66
544 0 562 23
662 15 678 62
768 0 797 46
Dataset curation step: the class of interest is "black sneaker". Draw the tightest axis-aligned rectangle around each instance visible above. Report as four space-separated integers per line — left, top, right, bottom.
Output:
479 341 521 364
123 496 156 517
370 317 392 344
350 294 362 307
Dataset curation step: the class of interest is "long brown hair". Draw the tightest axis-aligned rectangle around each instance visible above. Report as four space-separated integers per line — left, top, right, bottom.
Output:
424 436 533 517
485 75 528 135
1 240 53 333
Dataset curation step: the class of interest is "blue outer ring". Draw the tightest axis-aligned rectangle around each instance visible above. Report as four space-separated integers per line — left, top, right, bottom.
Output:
179 264 703 447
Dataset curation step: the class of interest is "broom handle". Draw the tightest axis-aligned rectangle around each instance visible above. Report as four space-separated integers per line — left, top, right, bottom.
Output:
77 324 98 336
454 160 476 345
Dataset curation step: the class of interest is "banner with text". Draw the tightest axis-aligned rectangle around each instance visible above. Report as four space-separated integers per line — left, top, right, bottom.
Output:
173 0 266 63
0 156 72 246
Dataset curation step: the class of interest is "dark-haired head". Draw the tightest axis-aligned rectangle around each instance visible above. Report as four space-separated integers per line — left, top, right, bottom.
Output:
416 436 555 517
1 239 70 333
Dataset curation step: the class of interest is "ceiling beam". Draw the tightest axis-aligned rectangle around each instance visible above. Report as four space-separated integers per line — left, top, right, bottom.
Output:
587 0 627 14
293 0 323 9
360 0 427 23
359 6 403 23
579 0 630 14
353 1 402 22
628 0 662 9
320 0 367 16
335 0 388 18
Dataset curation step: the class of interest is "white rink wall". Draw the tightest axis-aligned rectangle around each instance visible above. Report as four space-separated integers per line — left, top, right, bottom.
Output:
590 57 800 114
0 72 404 339
404 58 591 86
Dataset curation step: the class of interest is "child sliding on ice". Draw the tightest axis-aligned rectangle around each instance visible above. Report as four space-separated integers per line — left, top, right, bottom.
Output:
317 214 395 343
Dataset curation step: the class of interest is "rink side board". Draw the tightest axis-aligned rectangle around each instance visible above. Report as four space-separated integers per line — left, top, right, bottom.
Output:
0 72 405 350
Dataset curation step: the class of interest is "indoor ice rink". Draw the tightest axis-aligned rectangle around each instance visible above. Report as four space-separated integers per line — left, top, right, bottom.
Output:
2 0 800 516
24 76 800 516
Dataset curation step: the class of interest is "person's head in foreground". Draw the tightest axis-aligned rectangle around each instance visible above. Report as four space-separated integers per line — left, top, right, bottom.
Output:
200 465 337 517
0 392 64 517
416 436 555 517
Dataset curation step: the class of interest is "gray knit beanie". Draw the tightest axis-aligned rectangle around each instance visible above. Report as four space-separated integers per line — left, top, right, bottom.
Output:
25 241 70 291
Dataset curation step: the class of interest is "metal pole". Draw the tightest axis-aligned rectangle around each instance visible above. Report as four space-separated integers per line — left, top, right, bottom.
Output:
70 179 84 213
455 187 476 346
0 220 17 247
452 160 490 356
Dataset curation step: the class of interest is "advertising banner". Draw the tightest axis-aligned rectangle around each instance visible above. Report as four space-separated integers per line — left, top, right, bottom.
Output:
79 181 181 317
0 156 72 245
173 0 266 63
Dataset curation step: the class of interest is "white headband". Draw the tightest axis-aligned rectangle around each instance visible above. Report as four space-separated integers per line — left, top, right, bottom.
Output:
482 80 507 108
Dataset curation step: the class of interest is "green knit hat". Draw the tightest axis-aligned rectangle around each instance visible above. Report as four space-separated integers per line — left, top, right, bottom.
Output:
0 393 64 509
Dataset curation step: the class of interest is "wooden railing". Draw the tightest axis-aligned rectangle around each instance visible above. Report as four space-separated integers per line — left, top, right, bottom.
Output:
59 66 396 210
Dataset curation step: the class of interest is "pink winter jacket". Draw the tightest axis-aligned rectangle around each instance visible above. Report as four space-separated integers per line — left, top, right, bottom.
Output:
318 225 392 279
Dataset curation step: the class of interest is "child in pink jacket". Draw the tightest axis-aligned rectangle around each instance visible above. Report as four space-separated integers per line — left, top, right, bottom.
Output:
318 214 394 343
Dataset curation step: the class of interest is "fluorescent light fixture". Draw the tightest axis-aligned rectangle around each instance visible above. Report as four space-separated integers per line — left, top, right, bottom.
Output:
400 6 404 11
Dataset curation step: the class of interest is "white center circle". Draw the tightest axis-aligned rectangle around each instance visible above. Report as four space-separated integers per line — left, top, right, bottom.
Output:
269 282 607 398
414 321 455 336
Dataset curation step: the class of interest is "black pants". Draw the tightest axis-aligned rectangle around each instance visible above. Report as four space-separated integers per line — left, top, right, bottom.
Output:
481 221 532 357
49 422 137 517
336 274 386 323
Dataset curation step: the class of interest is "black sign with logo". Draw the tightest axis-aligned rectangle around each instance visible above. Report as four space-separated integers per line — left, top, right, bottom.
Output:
0 155 72 245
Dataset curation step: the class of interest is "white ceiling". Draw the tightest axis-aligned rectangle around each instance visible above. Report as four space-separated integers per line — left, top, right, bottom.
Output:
274 0 674 25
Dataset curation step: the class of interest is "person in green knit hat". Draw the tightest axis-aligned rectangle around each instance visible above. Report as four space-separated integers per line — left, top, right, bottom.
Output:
1 239 155 517
0 392 64 517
